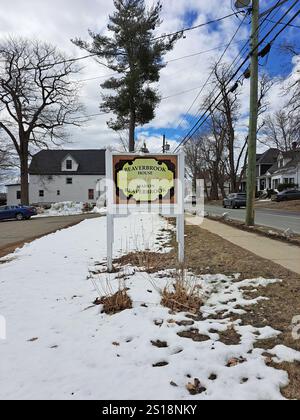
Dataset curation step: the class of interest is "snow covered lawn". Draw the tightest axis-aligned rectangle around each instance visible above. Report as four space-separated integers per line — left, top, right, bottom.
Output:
0 213 299 400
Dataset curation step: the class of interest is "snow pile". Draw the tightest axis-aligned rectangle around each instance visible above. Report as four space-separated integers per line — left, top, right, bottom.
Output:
40 201 85 217
0 213 299 400
92 206 107 215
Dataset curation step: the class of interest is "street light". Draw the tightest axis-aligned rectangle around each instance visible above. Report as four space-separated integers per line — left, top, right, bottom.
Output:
235 0 251 8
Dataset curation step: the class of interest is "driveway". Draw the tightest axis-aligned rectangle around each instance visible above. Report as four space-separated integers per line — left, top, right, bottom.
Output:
0 213 101 252
205 204 300 234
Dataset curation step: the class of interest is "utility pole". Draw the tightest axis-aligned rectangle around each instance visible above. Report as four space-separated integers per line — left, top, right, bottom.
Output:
245 0 259 226
162 134 166 153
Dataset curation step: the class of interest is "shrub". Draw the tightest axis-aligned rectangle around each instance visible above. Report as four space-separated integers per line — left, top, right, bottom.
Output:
94 281 132 315
161 269 203 314
277 183 298 192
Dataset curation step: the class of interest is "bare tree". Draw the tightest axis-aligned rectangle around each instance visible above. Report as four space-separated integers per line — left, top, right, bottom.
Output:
211 67 273 193
280 43 300 115
0 144 11 173
0 37 83 204
185 134 206 194
188 66 273 199
261 110 299 152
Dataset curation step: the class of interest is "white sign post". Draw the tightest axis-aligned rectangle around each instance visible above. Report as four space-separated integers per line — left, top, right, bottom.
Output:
106 148 185 272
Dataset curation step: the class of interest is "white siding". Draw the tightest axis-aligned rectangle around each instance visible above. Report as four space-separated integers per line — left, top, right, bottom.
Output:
6 175 105 205
6 185 21 206
29 175 104 204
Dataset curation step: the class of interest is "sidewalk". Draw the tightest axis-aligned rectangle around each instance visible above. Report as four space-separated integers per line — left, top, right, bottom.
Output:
186 216 300 275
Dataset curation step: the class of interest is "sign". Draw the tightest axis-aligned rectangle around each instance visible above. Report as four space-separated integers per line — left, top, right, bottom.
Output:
106 150 185 272
112 155 178 205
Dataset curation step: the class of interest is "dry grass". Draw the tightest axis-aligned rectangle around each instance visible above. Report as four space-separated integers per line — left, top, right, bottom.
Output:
114 251 174 273
94 280 132 315
180 222 300 399
161 269 203 314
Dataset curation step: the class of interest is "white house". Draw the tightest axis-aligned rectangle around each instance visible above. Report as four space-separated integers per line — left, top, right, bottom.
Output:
6 149 106 206
266 148 300 189
240 146 300 193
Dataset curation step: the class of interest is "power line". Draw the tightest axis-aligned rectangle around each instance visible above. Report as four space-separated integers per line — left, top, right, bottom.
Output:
152 11 246 41
265 18 300 28
73 85 216 120
268 5 300 42
175 0 299 148
74 42 242 84
175 11 300 152
173 2 300 152
71 112 109 120
161 85 214 100
21 12 246 72
172 11 250 136
165 42 241 64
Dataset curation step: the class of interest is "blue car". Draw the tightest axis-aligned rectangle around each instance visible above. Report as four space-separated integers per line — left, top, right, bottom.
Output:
0 205 37 221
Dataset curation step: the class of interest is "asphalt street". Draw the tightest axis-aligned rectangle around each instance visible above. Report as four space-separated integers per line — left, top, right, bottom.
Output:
204 204 300 234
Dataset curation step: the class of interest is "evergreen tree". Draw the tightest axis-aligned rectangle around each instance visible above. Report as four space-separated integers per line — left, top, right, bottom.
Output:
72 0 181 151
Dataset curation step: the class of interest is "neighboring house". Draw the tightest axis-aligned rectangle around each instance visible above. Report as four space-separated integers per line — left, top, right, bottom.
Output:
6 150 106 206
255 148 281 191
240 148 280 192
266 148 300 189
0 192 7 205
240 144 300 192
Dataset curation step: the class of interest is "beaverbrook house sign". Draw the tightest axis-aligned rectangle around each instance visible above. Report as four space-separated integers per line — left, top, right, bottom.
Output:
106 149 185 272
113 155 178 204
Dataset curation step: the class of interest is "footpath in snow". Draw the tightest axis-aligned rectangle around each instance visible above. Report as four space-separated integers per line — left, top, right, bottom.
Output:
0 213 299 400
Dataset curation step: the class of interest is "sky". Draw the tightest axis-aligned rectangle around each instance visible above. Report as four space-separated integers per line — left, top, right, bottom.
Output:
0 0 299 155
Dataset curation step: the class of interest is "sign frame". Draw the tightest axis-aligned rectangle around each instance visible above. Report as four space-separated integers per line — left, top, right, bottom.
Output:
106 148 185 272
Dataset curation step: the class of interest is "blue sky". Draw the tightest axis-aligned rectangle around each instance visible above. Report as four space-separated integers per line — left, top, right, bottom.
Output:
139 1 300 151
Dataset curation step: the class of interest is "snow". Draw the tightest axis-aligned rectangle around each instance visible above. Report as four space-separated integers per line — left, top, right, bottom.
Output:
0 213 299 400
92 206 107 215
37 201 85 217
269 345 300 364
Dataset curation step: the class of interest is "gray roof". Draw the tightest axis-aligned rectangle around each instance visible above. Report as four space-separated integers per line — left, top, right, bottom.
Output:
269 150 300 175
29 149 106 176
257 148 280 165
266 162 279 174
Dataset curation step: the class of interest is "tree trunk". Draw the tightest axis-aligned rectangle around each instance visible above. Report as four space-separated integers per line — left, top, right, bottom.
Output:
192 175 197 194
20 139 29 205
129 109 136 152
210 170 219 200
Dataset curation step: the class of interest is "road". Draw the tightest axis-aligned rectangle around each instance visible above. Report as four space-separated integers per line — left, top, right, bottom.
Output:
0 213 100 251
204 204 300 234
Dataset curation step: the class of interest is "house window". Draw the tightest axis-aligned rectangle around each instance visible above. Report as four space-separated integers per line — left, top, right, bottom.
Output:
88 189 94 200
289 178 295 184
66 160 73 170
39 190 44 198
16 191 21 200
57 190 61 196
66 178 73 185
